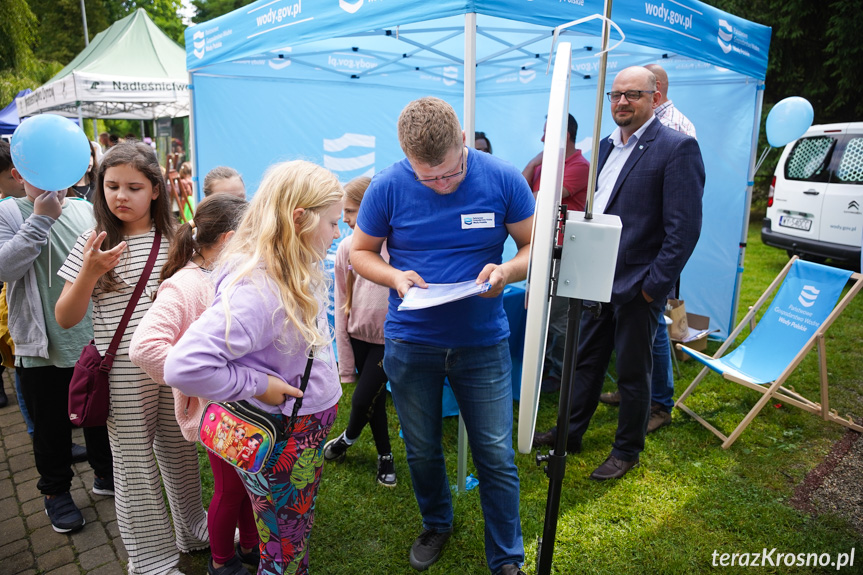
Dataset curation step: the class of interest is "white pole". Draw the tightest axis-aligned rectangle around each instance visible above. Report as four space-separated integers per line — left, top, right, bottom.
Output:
456 11 477 495
80 0 89 47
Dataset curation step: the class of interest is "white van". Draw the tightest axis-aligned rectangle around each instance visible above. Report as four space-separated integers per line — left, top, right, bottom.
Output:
761 122 863 270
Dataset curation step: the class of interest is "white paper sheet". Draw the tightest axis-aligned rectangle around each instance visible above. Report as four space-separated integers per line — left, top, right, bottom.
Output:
398 280 492 311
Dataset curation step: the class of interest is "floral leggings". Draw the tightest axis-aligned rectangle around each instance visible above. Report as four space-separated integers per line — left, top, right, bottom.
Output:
238 405 337 575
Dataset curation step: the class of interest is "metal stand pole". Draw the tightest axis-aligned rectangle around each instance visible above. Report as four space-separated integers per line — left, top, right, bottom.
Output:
536 295 583 575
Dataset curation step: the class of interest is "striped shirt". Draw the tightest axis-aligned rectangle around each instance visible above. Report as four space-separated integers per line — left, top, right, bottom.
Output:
57 227 169 357
655 100 697 139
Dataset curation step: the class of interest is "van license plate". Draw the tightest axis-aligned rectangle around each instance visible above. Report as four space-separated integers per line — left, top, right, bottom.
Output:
779 215 812 231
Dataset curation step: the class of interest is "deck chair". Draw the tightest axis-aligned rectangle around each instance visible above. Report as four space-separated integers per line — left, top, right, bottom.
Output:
675 256 863 449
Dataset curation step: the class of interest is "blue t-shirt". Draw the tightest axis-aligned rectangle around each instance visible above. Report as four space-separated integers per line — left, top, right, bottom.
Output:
357 149 534 347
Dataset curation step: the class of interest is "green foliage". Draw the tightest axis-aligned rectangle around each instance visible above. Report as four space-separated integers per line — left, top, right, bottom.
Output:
191 0 255 24
0 0 38 71
705 0 863 123
29 0 112 65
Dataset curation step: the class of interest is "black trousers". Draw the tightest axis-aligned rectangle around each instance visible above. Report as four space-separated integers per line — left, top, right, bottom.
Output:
561 295 663 462
344 338 392 456
18 365 113 495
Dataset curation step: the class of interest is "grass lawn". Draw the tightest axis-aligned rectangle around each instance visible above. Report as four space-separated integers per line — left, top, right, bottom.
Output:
182 222 862 574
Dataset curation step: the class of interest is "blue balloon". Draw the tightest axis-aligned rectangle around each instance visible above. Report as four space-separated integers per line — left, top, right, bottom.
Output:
10 114 91 192
765 96 814 148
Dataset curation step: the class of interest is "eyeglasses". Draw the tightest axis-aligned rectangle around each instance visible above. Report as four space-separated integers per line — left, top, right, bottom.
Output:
414 151 465 183
606 90 655 103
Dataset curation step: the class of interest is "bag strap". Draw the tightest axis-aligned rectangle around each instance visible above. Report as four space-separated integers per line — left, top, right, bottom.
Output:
100 232 162 372
284 350 315 436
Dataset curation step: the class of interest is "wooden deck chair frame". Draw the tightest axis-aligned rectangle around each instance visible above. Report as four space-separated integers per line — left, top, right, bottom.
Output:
675 256 863 449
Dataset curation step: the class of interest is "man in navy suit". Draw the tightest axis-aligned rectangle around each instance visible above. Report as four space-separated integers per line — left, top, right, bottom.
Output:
534 66 704 480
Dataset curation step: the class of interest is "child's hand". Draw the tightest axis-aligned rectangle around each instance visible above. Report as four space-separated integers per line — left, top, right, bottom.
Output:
83 231 126 277
33 190 65 220
255 374 304 406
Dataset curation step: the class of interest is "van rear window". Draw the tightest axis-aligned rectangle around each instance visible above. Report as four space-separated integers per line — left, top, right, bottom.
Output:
785 136 834 182
836 137 863 184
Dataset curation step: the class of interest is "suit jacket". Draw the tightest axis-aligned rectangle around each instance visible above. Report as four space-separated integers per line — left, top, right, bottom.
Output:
598 118 705 305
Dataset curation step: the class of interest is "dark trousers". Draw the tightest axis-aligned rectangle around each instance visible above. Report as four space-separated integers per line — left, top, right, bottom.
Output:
344 338 392 456
562 295 663 461
18 365 113 495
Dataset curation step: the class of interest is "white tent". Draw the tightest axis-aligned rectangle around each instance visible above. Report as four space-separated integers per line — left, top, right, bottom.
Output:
17 8 188 120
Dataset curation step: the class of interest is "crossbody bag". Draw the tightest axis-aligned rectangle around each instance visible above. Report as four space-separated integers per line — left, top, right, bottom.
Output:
198 351 314 474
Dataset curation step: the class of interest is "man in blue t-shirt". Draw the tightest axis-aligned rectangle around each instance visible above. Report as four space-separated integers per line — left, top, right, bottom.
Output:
352 97 534 575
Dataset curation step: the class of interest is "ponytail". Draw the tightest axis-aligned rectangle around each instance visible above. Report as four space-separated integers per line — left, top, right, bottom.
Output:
159 194 248 284
343 262 356 317
160 221 196 282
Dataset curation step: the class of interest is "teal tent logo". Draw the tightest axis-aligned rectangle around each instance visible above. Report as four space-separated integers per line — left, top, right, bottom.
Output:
340 0 363 13
798 285 819 308
442 66 458 87
717 19 733 54
89 81 100 91
193 30 205 59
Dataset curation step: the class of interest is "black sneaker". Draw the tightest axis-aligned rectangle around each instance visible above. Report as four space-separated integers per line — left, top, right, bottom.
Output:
409 528 451 571
376 453 397 487
71 442 88 463
499 564 527 575
208 555 250 575
93 475 115 496
323 432 351 462
236 543 260 567
44 492 85 533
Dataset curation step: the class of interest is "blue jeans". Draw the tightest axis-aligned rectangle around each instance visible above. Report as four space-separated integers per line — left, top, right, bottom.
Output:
384 338 523 574
650 324 674 412
14 371 34 436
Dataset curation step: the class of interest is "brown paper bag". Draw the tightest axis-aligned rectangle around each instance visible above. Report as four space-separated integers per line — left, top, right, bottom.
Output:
666 298 689 341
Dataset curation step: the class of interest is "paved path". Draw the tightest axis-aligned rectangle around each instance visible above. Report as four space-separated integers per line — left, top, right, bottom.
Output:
0 370 127 575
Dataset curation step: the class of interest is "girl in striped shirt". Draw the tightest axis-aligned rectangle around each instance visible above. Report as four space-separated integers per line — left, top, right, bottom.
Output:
56 143 208 575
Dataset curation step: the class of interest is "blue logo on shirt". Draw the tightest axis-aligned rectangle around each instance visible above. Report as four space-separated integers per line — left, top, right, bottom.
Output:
463 217 472 225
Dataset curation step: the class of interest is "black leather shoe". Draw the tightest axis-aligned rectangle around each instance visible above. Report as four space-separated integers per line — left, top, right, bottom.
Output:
532 429 581 453
589 454 638 480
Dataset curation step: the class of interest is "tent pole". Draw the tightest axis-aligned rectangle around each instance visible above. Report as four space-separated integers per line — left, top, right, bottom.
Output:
187 72 199 202
729 82 765 335
76 104 85 134
455 11 477 496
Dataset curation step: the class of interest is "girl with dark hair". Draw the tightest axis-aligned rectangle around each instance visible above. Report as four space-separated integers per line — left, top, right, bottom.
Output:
54 142 208 575
130 194 257 575
323 176 397 486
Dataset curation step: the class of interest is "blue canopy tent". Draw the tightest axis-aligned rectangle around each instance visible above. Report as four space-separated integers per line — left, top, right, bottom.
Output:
0 89 32 136
184 0 771 339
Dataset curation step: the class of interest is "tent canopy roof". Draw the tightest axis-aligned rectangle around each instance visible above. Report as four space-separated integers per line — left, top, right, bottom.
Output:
53 8 187 82
17 8 189 120
185 0 770 81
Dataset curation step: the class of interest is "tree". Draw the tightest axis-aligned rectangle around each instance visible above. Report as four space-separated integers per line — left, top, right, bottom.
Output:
191 0 255 24
0 0 38 71
704 0 863 122
29 0 113 65
0 0 63 108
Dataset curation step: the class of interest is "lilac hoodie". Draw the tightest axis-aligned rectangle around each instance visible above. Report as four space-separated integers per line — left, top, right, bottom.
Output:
164 267 341 417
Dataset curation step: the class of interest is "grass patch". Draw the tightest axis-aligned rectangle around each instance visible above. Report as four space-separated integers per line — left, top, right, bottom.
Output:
180 223 862 574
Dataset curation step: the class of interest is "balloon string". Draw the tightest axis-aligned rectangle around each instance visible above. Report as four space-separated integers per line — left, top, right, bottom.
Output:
753 146 772 176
